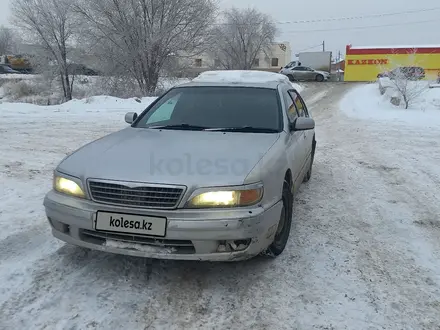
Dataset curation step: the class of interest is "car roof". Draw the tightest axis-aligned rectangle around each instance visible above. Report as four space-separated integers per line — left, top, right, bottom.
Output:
177 70 292 90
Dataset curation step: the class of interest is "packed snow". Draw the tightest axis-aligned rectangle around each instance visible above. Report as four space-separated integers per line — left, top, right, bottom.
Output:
192 70 303 91
105 240 177 254
1 82 439 329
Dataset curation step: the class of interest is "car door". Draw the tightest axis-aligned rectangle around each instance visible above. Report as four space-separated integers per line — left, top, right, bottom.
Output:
303 67 316 80
291 66 306 80
289 90 313 163
280 86 305 193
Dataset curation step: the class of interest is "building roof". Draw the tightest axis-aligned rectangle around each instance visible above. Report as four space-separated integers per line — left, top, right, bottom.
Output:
346 44 440 55
349 44 440 49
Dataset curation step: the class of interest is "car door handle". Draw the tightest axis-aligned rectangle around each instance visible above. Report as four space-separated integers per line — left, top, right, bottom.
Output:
303 134 306 139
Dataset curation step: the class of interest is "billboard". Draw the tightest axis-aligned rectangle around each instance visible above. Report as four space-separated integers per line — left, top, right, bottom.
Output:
344 45 440 81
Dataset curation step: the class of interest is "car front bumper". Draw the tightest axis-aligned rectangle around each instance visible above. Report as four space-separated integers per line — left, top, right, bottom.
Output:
43 190 283 261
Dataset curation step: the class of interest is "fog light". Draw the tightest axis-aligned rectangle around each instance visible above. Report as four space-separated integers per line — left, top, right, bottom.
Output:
217 240 251 252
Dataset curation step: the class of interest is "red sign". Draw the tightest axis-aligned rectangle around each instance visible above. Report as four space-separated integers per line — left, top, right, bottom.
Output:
347 59 389 65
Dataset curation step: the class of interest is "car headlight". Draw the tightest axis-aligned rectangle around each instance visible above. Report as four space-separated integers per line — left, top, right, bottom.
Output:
186 187 263 208
54 175 85 198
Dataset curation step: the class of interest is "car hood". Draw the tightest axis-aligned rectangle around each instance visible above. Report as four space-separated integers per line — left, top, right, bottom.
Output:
315 70 330 75
58 127 280 187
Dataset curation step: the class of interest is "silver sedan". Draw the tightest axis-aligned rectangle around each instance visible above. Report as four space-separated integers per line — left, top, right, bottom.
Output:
43 70 316 261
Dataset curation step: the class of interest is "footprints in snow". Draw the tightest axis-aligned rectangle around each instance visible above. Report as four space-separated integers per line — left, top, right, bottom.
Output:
2 161 45 179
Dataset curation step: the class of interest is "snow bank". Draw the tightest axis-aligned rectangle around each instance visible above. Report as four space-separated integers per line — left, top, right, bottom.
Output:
0 75 189 105
340 82 440 128
0 95 157 117
0 73 37 80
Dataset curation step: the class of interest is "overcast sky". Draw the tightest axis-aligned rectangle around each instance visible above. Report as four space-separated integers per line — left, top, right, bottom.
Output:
1 0 439 58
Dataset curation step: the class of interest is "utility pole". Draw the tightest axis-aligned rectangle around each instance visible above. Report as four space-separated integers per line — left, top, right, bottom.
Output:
337 50 342 81
322 40 325 52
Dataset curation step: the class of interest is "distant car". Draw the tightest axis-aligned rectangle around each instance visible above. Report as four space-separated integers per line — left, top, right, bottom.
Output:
0 64 20 74
68 64 100 76
43 70 316 262
280 66 330 82
377 66 425 80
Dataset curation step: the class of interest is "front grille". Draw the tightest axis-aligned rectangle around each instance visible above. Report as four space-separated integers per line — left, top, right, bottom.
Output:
81 229 195 254
88 180 184 209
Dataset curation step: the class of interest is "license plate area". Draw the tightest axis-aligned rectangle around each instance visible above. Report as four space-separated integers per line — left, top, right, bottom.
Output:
95 211 167 237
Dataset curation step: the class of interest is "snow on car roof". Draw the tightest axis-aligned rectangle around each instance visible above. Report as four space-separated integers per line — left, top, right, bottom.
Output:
192 70 290 84
350 44 440 49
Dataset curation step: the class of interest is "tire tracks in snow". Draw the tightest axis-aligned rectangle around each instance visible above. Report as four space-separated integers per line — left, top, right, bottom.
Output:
308 84 440 329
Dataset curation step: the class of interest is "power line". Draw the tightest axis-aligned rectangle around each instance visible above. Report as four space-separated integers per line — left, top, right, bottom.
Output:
274 6 440 25
297 43 324 52
212 6 440 26
282 18 439 34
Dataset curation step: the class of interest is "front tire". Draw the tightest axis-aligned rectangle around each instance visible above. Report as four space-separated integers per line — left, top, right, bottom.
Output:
265 181 293 257
316 74 324 82
287 74 295 82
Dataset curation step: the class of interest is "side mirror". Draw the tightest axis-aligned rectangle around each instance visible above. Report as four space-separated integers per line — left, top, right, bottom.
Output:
290 117 315 131
125 112 138 124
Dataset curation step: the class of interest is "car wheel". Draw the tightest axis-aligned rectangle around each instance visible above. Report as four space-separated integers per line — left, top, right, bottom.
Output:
265 181 293 257
287 74 295 82
303 138 316 183
316 74 324 82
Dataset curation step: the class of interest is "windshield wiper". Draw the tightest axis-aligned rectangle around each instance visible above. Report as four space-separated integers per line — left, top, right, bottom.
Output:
148 124 210 131
205 126 279 133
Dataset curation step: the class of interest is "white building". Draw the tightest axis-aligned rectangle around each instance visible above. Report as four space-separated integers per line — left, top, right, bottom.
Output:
184 42 292 75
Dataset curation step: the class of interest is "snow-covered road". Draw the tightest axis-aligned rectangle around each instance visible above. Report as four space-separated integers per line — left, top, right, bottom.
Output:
1 84 440 329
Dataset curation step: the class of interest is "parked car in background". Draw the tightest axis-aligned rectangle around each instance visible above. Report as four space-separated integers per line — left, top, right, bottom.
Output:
280 65 330 82
377 66 425 80
68 63 100 76
43 70 316 262
0 64 21 74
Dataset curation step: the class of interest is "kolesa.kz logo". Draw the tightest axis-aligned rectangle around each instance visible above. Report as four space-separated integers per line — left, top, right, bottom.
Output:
109 216 152 230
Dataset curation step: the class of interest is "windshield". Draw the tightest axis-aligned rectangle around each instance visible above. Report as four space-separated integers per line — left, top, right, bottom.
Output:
134 86 282 132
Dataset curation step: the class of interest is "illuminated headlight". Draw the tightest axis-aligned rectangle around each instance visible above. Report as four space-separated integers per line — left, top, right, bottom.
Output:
54 176 85 198
186 187 263 208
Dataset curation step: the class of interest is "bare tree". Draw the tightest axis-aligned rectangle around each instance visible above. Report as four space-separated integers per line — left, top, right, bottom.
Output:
0 26 16 55
11 0 78 101
210 7 277 70
74 0 217 95
378 49 428 109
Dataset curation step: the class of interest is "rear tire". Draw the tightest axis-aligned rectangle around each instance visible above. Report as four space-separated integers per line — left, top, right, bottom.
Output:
265 181 293 257
316 74 324 82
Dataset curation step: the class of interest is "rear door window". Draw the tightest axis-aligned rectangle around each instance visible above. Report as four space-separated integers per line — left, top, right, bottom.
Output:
288 90 309 118
282 89 299 123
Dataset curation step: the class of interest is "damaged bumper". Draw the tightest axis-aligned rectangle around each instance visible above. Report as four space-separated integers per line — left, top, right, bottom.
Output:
43 190 282 261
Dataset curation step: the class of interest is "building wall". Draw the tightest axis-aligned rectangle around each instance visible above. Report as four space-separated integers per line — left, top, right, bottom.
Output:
187 42 292 73
344 44 440 81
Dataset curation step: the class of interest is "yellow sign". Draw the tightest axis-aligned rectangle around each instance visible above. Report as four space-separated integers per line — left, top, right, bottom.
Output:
344 45 440 81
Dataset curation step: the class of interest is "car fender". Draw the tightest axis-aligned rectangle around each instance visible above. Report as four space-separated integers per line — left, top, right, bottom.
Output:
244 136 289 209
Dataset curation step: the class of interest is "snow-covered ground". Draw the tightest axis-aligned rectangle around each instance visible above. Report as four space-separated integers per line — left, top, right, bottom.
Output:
0 74 192 104
342 81 440 127
1 81 439 329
